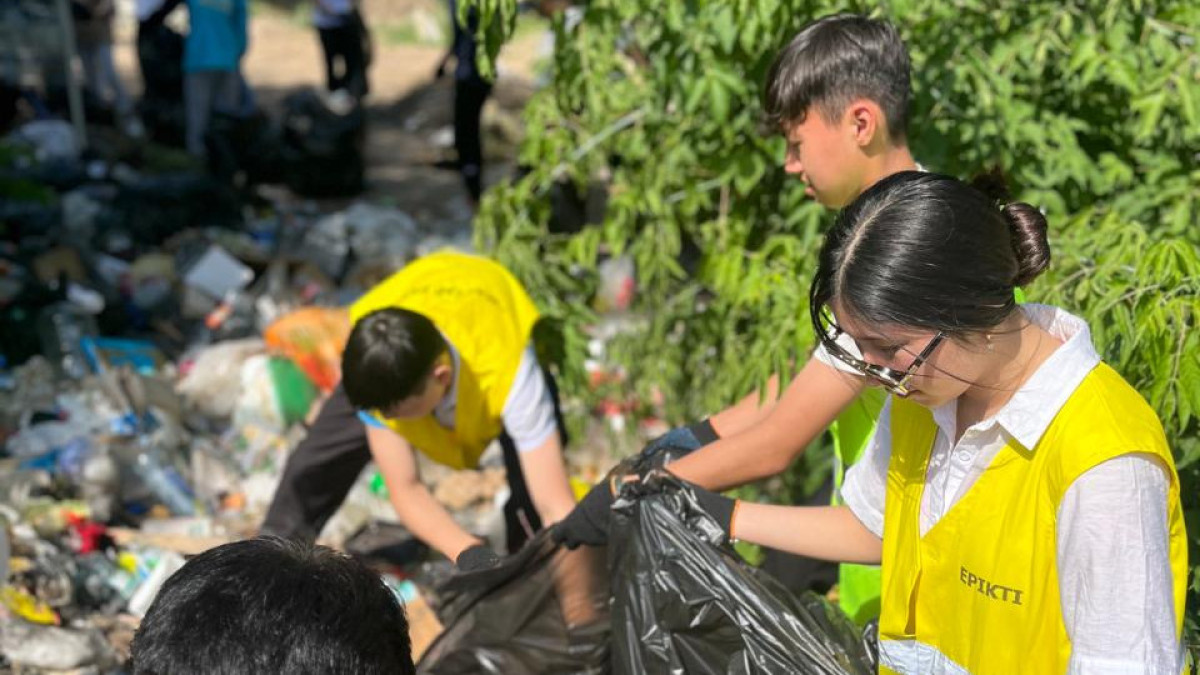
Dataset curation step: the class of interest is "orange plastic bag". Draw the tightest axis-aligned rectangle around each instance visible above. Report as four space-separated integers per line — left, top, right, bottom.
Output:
263 307 352 393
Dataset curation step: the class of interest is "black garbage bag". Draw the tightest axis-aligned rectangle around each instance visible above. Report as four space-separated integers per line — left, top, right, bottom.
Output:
417 530 611 674
103 172 241 245
206 109 285 186
279 89 366 197
608 472 875 675
418 464 873 675
137 22 184 104
137 22 186 146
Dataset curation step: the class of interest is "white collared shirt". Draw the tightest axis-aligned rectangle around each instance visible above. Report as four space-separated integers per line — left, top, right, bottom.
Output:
432 340 558 452
841 304 1181 675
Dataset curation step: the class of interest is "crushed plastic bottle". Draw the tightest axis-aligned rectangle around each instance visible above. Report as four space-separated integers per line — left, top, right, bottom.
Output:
128 438 196 517
35 303 97 379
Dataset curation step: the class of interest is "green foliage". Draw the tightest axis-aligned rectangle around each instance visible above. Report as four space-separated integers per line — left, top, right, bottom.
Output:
466 0 1200 647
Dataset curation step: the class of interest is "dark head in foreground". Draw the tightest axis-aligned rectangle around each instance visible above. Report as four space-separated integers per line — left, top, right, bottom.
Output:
130 537 415 675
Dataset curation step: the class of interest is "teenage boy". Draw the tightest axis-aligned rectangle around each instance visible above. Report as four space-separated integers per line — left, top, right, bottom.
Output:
262 251 577 569
130 537 415 674
555 14 919 624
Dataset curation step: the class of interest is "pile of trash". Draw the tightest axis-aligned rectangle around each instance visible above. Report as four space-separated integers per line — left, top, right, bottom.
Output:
0 117 489 670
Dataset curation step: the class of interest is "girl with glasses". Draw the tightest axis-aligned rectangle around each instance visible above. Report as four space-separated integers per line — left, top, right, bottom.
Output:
663 171 1187 674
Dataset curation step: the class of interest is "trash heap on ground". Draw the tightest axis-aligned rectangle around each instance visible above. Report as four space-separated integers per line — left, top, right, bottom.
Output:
0 120 515 671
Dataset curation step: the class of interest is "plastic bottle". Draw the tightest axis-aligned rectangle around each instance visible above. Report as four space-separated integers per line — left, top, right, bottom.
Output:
129 439 196 517
127 550 186 618
35 303 97 379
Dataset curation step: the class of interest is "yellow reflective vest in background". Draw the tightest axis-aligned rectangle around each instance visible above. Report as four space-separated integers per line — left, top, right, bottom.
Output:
348 251 540 469
878 362 1187 674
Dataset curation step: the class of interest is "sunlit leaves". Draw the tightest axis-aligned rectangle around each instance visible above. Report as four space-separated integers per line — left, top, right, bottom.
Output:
467 0 1200 641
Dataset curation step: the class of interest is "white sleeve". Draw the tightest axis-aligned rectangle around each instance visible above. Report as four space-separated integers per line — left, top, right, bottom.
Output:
839 396 892 539
500 344 558 452
1057 454 1181 675
812 330 867 377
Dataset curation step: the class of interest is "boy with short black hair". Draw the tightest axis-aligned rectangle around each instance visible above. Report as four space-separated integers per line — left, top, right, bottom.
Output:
340 308 448 413
130 537 415 674
264 251 578 571
556 13 920 624
762 13 914 208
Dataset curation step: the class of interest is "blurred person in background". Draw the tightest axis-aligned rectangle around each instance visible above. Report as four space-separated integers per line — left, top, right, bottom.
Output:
435 0 491 206
135 0 186 141
73 0 144 137
183 0 251 157
314 0 371 100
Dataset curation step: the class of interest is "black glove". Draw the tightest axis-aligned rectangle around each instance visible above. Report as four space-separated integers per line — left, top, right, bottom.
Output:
632 469 739 542
552 476 617 550
552 421 719 550
553 454 649 550
639 419 719 467
455 543 500 572
691 481 737 540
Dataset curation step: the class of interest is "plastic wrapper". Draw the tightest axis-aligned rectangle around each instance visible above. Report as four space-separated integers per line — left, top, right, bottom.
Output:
0 621 116 670
175 338 266 419
8 120 81 163
262 307 351 393
608 472 874 674
417 530 611 674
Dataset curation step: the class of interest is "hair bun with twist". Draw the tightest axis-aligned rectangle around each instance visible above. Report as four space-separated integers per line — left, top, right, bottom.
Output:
1003 202 1050 286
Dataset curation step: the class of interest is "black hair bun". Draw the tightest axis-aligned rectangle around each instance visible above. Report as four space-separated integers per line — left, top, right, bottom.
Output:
1003 202 1050 286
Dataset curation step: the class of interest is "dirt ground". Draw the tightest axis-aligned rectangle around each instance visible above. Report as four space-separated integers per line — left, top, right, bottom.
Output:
111 0 547 229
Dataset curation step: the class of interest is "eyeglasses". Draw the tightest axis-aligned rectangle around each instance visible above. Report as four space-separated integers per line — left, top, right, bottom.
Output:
816 311 945 397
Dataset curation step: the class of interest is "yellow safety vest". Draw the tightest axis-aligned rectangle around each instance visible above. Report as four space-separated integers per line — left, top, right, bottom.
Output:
834 289 1027 624
879 362 1187 675
348 251 541 470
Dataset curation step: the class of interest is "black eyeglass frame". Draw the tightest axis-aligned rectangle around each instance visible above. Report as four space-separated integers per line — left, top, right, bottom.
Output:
817 312 946 397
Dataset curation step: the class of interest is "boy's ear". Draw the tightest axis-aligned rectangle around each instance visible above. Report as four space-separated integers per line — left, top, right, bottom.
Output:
431 359 453 387
845 98 886 147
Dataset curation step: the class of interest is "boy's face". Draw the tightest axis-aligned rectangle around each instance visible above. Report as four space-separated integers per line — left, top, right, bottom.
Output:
782 108 868 209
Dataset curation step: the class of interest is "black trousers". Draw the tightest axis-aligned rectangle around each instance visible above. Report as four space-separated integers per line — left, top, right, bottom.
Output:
318 12 370 98
261 374 568 554
454 76 492 202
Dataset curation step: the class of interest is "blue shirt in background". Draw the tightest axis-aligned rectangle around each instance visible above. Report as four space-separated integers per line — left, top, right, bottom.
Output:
184 0 248 72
